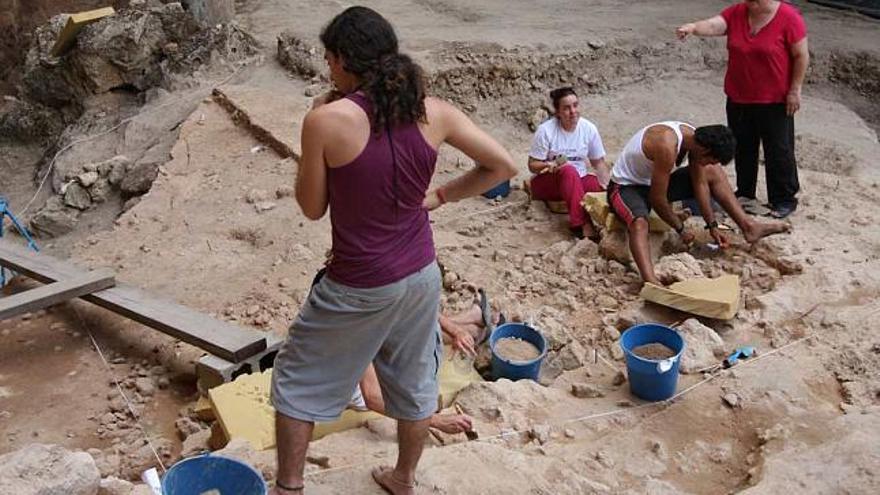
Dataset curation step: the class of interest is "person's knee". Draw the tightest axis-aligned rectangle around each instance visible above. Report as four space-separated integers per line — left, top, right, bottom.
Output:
628 217 649 235
704 163 723 178
704 163 728 185
559 165 579 180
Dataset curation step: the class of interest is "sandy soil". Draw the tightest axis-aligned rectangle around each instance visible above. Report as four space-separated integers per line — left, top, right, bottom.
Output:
1 0 879 493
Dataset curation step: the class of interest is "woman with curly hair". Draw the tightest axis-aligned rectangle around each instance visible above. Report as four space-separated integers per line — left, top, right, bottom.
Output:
269 6 516 494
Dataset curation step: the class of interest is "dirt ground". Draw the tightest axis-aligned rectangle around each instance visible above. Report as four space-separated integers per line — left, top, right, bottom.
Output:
1 0 879 493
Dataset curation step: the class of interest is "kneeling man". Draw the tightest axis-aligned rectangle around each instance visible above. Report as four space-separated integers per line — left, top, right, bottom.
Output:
607 122 788 285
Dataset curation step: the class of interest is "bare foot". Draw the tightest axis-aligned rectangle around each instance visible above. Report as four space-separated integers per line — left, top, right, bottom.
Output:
429 413 473 434
743 220 790 243
582 221 601 243
372 466 415 495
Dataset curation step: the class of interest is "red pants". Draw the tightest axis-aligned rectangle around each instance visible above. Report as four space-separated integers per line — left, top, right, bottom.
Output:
530 166 604 227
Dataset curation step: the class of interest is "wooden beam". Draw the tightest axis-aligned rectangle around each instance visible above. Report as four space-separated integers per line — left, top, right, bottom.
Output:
0 270 115 320
0 240 267 362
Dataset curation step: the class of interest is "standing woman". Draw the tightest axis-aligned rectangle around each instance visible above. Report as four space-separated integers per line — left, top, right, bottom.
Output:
269 6 516 495
677 0 809 218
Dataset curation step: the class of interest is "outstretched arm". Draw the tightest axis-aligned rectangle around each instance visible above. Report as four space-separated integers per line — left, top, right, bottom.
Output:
676 15 727 40
590 157 611 188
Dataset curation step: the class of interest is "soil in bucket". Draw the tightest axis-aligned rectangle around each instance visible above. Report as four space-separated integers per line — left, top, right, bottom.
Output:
632 342 676 360
495 337 541 362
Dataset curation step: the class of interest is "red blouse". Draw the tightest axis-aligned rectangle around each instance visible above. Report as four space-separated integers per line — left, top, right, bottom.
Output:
721 2 807 104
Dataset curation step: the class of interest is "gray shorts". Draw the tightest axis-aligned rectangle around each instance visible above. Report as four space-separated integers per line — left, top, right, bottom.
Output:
271 262 442 422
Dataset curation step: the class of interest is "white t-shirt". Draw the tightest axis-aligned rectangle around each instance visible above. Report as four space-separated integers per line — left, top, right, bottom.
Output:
528 117 606 178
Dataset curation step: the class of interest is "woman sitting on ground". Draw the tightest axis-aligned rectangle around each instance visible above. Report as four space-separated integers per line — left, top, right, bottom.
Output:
528 87 611 241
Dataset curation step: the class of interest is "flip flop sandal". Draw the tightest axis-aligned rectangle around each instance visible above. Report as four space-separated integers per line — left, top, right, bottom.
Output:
476 288 494 345
768 203 797 219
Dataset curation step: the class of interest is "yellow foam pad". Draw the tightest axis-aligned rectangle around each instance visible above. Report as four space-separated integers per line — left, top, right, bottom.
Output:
640 275 740 320
523 179 570 214
582 192 670 232
208 345 482 450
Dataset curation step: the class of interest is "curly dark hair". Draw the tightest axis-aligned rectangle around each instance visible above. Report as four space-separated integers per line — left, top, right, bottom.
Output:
694 125 737 165
320 6 427 131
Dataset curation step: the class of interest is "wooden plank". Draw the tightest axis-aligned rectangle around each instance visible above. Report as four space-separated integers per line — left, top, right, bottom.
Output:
86 285 267 362
0 240 266 362
50 7 116 57
0 270 115 320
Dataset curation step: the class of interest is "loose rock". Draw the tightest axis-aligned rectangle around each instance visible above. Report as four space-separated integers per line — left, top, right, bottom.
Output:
120 161 160 196
529 424 551 445
555 340 587 370
677 319 725 374
99 476 134 495
654 253 704 285
722 393 740 408
64 182 92 210
571 383 604 398
0 443 100 495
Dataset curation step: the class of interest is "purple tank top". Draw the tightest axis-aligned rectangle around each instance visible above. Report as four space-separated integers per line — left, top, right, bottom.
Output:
325 93 438 288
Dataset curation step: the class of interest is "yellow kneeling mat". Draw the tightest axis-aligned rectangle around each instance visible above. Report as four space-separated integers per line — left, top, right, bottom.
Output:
208 345 482 449
582 192 670 232
640 274 741 320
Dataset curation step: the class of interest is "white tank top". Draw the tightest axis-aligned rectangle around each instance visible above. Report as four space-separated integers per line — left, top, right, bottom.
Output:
611 121 695 186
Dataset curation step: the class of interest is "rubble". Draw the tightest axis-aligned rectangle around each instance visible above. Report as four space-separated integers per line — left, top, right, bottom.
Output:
276 31 323 78
654 253 704 285
13 3 260 237
99 476 134 495
0 444 100 495
30 196 80 237
676 319 725 374
571 383 604 398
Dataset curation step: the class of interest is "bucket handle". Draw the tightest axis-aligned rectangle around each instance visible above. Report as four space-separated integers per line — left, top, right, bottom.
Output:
656 358 675 374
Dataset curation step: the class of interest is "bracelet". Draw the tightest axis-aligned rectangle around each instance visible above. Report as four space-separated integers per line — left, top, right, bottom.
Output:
275 480 304 492
436 187 447 205
704 220 719 230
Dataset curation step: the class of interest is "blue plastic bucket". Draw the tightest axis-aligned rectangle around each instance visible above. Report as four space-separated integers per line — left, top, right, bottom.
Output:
489 323 547 381
482 180 511 199
619 324 686 401
162 454 267 495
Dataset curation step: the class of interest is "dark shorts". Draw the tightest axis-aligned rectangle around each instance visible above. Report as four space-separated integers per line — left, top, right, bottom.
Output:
607 167 694 226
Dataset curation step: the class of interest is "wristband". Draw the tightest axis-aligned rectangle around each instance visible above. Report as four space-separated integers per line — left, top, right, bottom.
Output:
436 187 447 205
704 220 719 230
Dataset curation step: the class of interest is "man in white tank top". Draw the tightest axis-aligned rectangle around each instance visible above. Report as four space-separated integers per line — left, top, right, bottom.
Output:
528 87 611 241
607 122 789 286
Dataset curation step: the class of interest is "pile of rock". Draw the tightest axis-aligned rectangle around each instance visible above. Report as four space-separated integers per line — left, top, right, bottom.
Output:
11 2 260 238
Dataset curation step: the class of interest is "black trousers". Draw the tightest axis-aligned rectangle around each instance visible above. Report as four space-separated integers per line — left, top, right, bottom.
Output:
726 99 799 206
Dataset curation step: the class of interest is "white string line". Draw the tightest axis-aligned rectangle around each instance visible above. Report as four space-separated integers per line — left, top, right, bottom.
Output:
304 332 816 480
12 61 256 219
71 305 168 473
